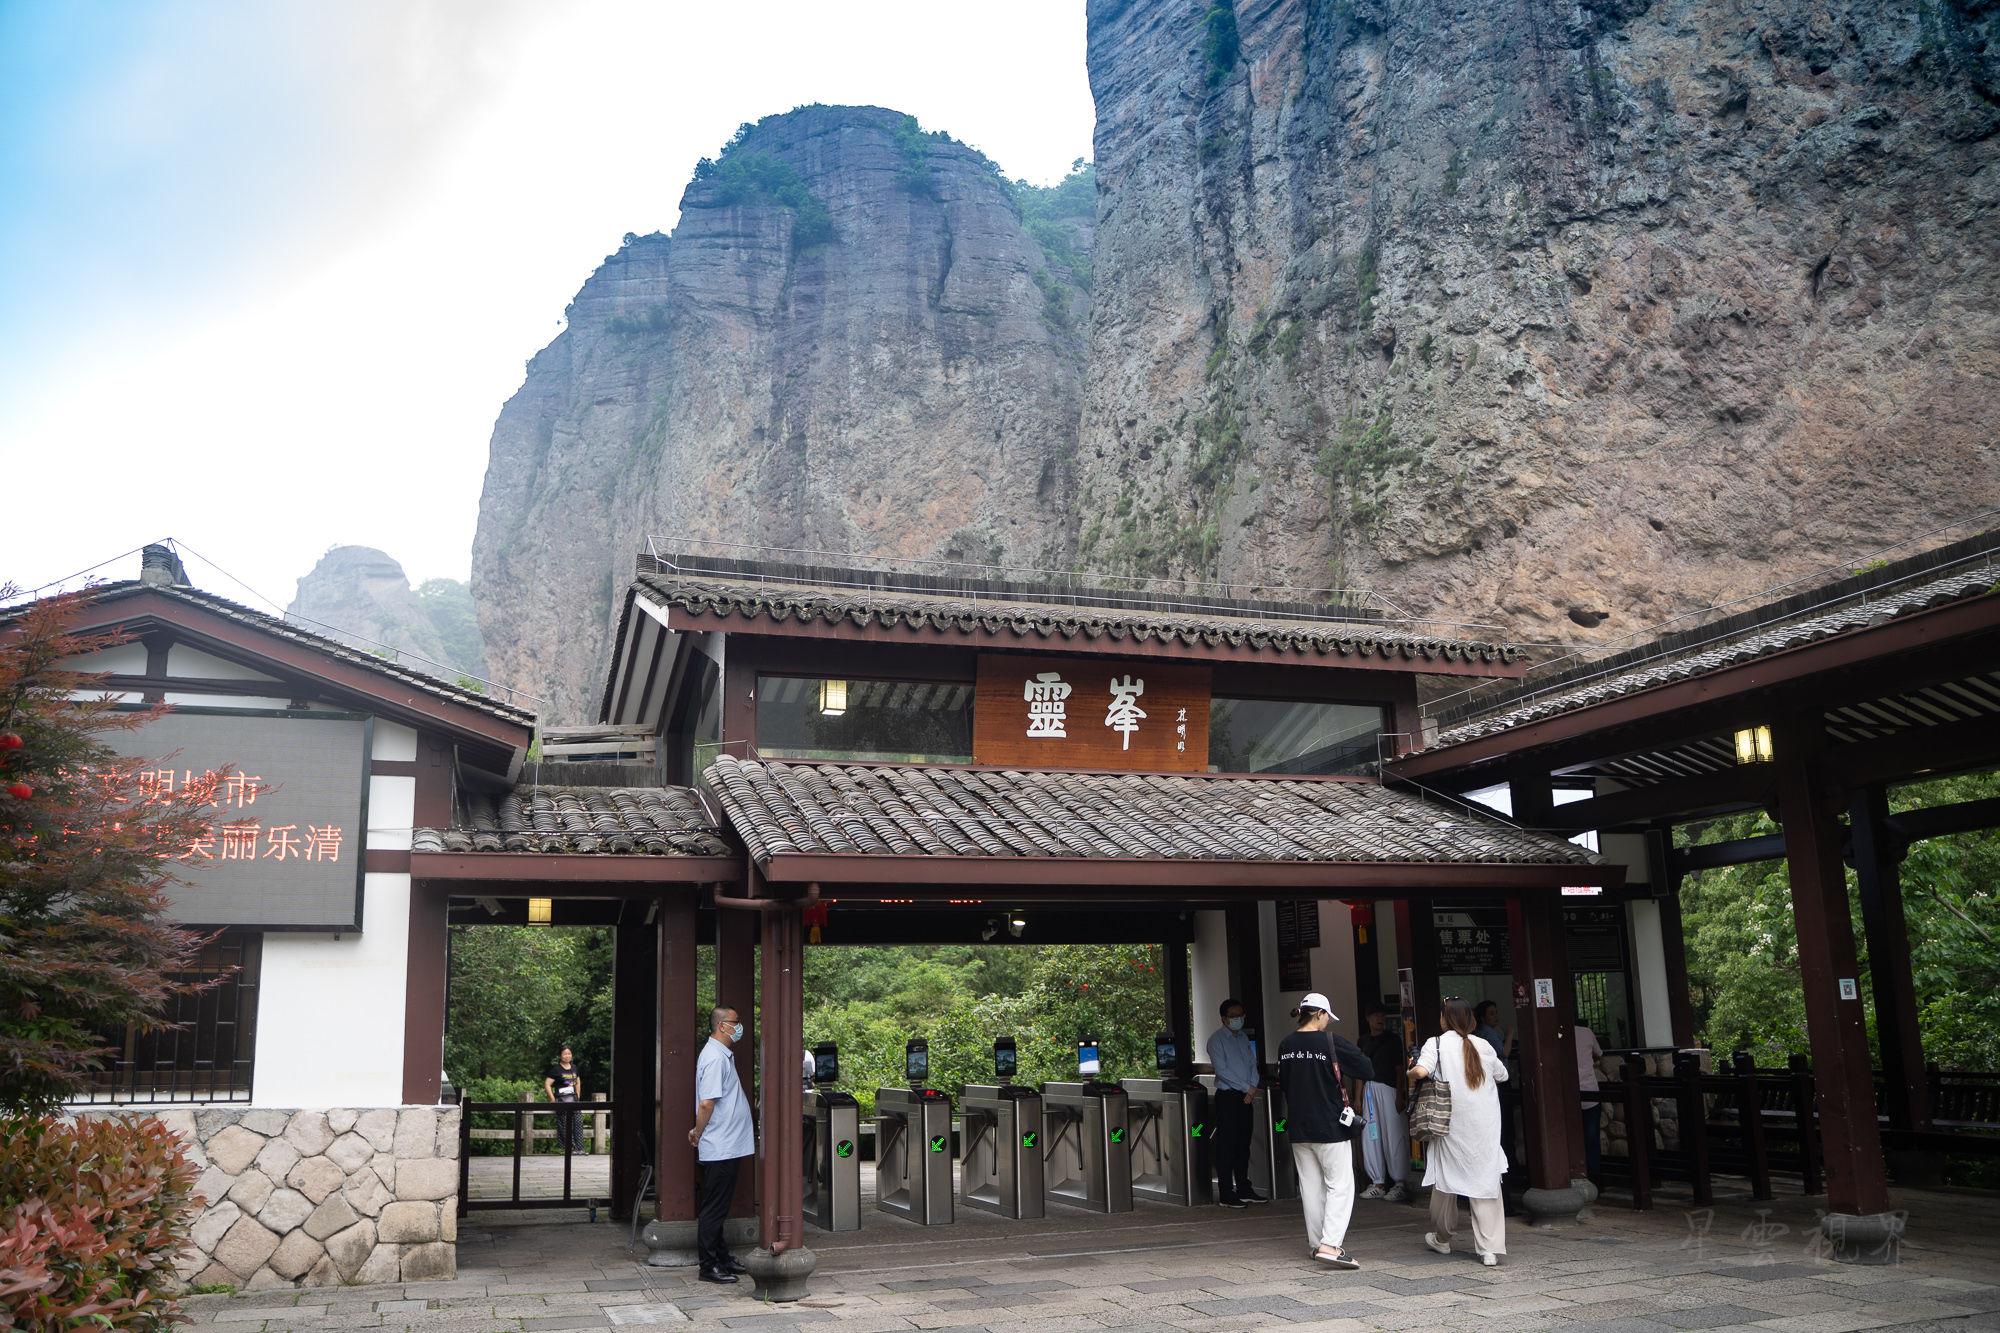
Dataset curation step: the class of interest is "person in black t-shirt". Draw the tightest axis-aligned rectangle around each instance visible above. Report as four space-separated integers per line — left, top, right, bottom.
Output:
544 1046 584 1154
1276 993 1376 1270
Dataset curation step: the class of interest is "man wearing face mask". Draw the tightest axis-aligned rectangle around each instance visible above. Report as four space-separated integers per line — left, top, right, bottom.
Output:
1207 998 1263 1207
690 1006 753 1284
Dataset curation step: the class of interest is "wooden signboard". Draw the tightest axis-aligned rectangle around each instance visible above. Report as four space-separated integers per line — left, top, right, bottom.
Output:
972 656 1211 772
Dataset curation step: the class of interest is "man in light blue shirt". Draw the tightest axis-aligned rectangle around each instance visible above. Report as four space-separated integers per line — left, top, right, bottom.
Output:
690 1006 754 1283
1207 998 1265 1207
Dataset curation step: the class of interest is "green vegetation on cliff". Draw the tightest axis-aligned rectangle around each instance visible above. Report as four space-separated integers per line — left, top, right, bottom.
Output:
1014 160 1095 290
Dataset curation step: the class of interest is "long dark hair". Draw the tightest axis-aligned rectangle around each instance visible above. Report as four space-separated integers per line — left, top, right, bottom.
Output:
1440 998 1485 1091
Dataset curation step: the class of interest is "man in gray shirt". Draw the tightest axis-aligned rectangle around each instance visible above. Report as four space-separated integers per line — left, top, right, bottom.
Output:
1207 998 1265 1207
690 1006 754 1284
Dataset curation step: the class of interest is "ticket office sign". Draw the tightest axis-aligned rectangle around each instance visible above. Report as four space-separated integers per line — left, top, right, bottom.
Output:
103 709 371 930
972 656 1211 772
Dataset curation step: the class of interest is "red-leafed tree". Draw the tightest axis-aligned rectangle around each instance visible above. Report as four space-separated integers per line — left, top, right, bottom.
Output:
0 585 219 1115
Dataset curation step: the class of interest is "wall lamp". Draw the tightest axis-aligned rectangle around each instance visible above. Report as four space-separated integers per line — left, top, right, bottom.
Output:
1733 725 1774 765
819 679 848 716
527 897 553 926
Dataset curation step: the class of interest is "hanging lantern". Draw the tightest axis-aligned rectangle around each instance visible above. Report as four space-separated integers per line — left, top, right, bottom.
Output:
1732 725 1773 765
819 679 848 716
527 897 553 925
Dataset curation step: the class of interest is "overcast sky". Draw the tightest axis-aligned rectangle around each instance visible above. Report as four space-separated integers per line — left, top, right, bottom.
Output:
1 0 1096 615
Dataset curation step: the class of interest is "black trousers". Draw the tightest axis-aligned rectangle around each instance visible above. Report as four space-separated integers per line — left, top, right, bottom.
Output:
1213 1089 1255 1201
697 1155 744 1270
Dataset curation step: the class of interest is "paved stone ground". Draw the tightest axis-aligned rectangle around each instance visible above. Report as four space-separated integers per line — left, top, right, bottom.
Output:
177 1182 2000 1333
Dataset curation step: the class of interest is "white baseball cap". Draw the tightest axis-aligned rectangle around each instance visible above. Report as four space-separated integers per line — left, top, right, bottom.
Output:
1299 992 1337 1019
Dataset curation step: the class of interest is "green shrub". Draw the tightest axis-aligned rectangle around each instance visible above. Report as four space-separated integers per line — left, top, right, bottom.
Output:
0 1115 199 1331
689 151 835 251
1202 5 1240 89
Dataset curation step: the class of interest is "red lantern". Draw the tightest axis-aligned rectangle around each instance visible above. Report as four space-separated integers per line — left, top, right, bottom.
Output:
0 733 21 751
6 783 30 800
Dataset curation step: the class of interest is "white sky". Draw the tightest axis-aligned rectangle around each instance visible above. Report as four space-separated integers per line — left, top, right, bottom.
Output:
0 1 1096 613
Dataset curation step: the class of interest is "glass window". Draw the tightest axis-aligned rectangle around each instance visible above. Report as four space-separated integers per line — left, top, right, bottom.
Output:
1208 698 1386 776
756 676 973 764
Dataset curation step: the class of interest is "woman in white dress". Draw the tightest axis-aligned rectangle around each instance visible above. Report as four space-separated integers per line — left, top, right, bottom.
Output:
1409 996 1509 1266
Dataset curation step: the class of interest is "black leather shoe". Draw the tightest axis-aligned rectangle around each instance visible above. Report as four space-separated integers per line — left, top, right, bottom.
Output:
1243 1191 1270 1204
721 1259 749 1275
1219 1197 1247 1209
698 1268 739 1284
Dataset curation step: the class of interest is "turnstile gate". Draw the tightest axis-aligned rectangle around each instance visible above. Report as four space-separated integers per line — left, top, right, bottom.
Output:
959 1085 1044 1218
803 1089 861 1231
875 1087 954 1225
1040 1082 1132 1213
1121 1078 1210 1206
1197 1077 1298 1202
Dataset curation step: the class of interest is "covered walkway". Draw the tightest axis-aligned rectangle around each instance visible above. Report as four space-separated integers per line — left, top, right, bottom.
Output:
177 1183 2000 1332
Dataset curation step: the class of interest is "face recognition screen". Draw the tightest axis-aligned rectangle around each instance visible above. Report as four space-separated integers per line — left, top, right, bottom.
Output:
995 1044 1017 1078
906 1044 929 1083
814 1046 839 1083
1078 1042 1101 1076
1155 1037 1176 1070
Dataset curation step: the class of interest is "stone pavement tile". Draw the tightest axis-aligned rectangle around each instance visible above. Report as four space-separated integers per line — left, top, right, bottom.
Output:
377 1302 431 1315
909 1310 1009 1330
1714 1266 1823 1284
1329 1276 1481 1298
934 1298 1033 1312
1267 1322 1372 1333
216 1308 332 1325
492 1282 596 1296
980 1282 1078 1300
1716 1291 1849 1317
1542 1321 1662 1333
1650 1307 1771 1329
1277 1302 1383 1321
890 1279 996 1293
590 1280 655 1292
1557 1299 1676 1322
1183 1293 1323 1319
984 1317 1114 1333
1735 1315 1902 1333
1117 1279 1242 1294
718 1313 837 1329
521 1317 612 1331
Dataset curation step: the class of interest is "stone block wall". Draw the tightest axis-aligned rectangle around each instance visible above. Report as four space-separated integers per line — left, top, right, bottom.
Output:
86 1106 459 1290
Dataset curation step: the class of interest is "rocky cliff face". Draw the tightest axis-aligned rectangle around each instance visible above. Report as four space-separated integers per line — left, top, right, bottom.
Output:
472 106 1090 722
288 547 487 682
1078 0 2000 635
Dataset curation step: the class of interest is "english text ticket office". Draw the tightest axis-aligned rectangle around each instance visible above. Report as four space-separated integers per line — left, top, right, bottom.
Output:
513 551 1628 1280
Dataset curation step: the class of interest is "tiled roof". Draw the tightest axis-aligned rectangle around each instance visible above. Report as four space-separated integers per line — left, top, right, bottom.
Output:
701 753 1600 867
1423 556 1999 751
632 561 1520 667
414 784 733 856
72 581 535 727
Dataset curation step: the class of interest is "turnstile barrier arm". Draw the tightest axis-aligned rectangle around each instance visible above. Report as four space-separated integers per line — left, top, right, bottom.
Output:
1044 1106 1081 1164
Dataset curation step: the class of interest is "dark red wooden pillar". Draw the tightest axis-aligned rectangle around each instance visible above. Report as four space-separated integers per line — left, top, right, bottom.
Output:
1772 721 1891 1219
612 904 659 1220
1646 827 1697 1049
1850 786 1932 1132
716 898 759 1217
1394 898 1441 1046
1509 893 1585 1216
1224 900 1267 1056
1510 777 1588 1185
656 894 697 1223
757 901 807 1255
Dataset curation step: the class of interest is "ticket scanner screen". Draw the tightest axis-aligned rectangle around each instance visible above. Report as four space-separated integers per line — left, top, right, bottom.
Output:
1077 1037 1101 1077
1154 1034 1176 1072
813 1042 840 1084
994 1037 1017 1080
906 1039 929 1084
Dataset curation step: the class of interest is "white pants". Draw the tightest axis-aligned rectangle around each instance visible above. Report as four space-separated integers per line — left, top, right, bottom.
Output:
1361 1082 1407 1185
1429 1189 1506 1256
1292 1140 1356 1251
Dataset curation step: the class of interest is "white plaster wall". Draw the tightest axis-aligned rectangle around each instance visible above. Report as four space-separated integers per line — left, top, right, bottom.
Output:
67 644 151 674
163 693 295 709
1310 900 1361 1042
367 775 416 850
1189 910 1230 1059
372 720 418 762
168 646 284 682
253 872 411 1106
1628 900 1676 1047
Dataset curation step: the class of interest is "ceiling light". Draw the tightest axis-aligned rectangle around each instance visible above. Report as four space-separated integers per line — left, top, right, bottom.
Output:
527 897 553 926
1732 725 1773 765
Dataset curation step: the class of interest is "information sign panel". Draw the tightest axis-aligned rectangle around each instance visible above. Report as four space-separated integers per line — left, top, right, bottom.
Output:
972 656 1210 772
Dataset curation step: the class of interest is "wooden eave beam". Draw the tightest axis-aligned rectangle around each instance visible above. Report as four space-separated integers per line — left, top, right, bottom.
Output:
410 852 743 884
57 590 533 757
663 605 1528 679
752 853 1621 894
1388 593 2000 782
1540 766 1778 833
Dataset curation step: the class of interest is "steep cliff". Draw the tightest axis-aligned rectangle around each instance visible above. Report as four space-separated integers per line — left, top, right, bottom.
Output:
1078 0 2000 634
288 546 487 681
473 106 1091 721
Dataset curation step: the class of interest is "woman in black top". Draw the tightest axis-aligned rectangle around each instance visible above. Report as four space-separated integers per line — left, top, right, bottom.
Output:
1275 993 1377 1269
544 1046 583 1153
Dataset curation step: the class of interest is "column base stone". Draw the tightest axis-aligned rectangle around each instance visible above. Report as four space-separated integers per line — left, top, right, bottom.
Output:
1522 1184 1589 1228
1821 1211 1905 1266
640 1218 757 1267
743 1246 816 1302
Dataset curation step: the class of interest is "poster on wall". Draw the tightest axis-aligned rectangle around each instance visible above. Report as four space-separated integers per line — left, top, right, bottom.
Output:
99 709 371 930
972 656 1211 772
1274 899 1319 991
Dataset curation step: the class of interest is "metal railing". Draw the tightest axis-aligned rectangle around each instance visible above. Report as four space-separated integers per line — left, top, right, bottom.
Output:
457 1093 618 1214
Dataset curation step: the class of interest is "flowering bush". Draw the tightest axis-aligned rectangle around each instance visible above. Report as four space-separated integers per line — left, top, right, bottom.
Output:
0 1114 200 1331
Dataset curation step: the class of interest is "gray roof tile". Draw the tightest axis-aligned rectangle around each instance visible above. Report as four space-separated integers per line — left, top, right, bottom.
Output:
701 754 1600 868
415 784 731 856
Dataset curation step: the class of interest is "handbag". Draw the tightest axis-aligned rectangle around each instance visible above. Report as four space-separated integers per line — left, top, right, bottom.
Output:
1409 1038 1453 1142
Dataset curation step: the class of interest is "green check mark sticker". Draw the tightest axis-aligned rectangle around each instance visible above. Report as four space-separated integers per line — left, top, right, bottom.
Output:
836 1140 854 1158
929 1135 947 1153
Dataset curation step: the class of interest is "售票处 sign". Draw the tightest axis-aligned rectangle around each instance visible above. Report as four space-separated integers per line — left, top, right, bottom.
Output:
972 657 1210 772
